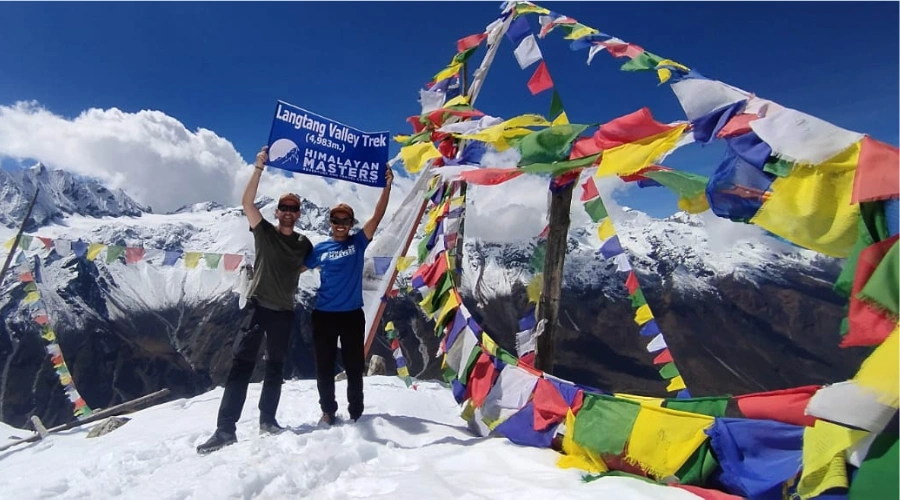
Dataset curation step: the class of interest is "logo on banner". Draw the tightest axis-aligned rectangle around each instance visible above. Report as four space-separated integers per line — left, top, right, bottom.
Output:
267 101 389 187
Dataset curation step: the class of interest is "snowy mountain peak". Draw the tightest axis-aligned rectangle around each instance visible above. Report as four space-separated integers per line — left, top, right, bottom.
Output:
0 164 149 230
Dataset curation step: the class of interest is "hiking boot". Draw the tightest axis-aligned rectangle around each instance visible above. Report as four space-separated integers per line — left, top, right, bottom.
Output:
196 430 237 455
319 412 337 426
259 420 286 435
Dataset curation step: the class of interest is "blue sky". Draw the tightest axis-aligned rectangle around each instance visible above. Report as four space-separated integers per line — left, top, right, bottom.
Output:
0 1 897 217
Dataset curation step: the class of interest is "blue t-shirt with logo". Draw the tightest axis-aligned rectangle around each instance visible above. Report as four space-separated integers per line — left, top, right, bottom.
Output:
304 230 370 312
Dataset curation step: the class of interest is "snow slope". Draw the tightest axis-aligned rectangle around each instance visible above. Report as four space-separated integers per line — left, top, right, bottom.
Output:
0 377 698 500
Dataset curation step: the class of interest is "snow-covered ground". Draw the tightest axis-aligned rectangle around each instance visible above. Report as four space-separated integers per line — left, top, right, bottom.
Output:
0 377 698 499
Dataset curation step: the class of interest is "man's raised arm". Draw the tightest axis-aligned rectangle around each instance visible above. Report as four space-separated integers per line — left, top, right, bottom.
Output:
243 146 267 230
362 166 394 240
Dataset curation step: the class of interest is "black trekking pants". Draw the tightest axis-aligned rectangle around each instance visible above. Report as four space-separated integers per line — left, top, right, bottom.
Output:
216 302 293 434
311 308 366 420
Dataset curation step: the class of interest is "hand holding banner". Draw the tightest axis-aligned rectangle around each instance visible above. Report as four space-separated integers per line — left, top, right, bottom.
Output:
266 100 390 187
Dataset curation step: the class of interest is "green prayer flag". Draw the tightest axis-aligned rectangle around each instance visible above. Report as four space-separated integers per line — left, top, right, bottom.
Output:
674 440 719 485
204 253 222 269
583 470 659 485
572 394 641 456
549 90 564 120
517 124 589 165
620 51 665 72
530 241 547 273
496 348 519 367
24 282 37 292
430 273 454 312
417 237 430 264
630 289 647 308
441 363 458 384
18 235 32 250
452 46 478 65
658 362 680 379
520 153 601 176
763 157 794 177
834 202 889 298
459 344 483 385
404 130 432 147
583 196 609 222
106 245 125 263
643 170 709 200
857 239 899 316
664 396 730 418
849 432 898 500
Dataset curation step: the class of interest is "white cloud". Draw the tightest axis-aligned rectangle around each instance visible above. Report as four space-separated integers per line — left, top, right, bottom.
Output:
0 101 410 217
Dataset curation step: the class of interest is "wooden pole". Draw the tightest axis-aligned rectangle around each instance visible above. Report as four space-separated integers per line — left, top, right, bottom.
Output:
0 388 171 454
0 187 39 290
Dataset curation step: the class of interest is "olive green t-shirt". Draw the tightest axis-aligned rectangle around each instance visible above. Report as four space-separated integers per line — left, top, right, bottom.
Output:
248 218 312 311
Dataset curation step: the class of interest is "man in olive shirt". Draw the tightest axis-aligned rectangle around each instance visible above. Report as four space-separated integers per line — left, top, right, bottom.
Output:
198 146 312 455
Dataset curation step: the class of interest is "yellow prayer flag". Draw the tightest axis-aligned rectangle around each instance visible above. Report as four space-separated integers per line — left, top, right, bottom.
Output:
751 142 860 258
798 420 868 499
565 26 599 40
396 256 416 272
634 304 654 325
444 95 469 107
400 142 441 174
558 409 609 473
597 218 616 241
23 291 40 305
457 114 550 151
551 111 570 126
666 375 687 392
184 252 201 269
626 405 714 478
527 273 543 303
516 3 550 15
59 374 73 386
853 326 899 407
678 194 710 214
394 134 410 143
86 243 105 262
2 237 14 251
418 289 437 317
614 393 664 407
596 124 688 178
481 333 499 357
435 290 461 327
656 59 690 84
433 62 462 83
41 329 57 342
385 321 395 331
397 366 410 378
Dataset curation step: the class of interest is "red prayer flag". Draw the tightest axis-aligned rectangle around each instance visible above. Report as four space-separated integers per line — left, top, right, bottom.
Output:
852 136 900 203
580 177 599 202
391 338 400 350
595 107 674 150
532 378 570 431
407 116 427 134
571 389 584 415
125 247 145 264
734 385 820 427
34 315 49 325
19 271 34 283
717 113 757 139
625 271 639 295
842 235 899 347
653 349 673 365
569 136 601 160
457 32 488 52
538 225 550 239
619 165 673 183
527 61 554 95
223 254 243 272
460 168 524 186
468 352 498 408
37 237 53 250
602 41 645 59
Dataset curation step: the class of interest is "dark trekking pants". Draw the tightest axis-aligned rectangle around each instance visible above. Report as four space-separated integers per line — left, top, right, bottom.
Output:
216 302 293 434
311 308 366 420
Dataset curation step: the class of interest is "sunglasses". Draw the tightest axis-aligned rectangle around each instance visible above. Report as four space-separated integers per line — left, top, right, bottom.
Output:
278 204 300 213
330 217 353 226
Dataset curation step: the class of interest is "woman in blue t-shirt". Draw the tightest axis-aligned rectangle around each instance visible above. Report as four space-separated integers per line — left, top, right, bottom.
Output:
303 167 393 424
